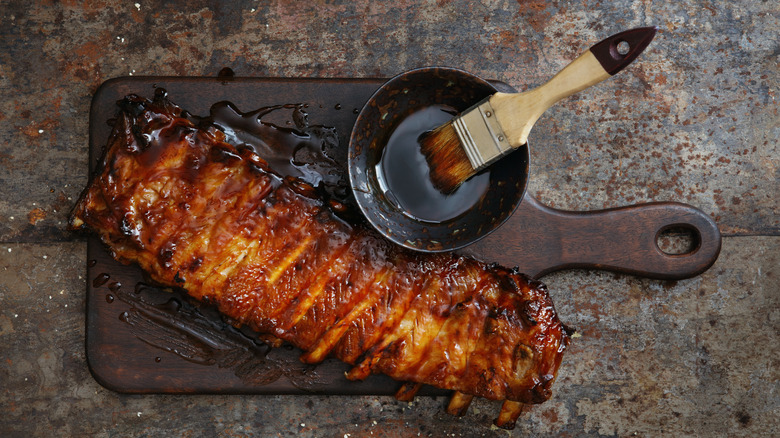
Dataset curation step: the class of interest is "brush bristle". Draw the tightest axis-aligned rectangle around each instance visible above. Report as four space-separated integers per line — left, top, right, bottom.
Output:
419 122 476 194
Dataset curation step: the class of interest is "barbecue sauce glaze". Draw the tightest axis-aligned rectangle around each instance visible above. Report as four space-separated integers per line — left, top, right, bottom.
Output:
75 90 568 403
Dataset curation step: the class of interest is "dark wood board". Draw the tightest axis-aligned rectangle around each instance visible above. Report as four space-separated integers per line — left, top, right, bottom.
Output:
85 76 517 395
85 76 720 395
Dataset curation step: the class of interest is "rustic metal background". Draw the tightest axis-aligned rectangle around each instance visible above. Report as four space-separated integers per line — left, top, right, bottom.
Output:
0 1 777 436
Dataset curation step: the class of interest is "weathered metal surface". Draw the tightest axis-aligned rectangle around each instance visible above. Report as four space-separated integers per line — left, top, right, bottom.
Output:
0 1 777 240
1 239 776 436
0 0 777 436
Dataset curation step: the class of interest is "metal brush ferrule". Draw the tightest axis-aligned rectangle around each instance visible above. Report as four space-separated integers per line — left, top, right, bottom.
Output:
452 98 513 171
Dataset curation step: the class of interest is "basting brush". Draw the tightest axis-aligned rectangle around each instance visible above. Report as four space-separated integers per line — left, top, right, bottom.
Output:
420 27 657 193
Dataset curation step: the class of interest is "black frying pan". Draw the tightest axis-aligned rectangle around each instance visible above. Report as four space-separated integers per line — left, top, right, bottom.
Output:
348 67 528 252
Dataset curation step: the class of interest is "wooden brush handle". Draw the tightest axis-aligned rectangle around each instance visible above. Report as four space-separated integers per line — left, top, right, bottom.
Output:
489 27 657 147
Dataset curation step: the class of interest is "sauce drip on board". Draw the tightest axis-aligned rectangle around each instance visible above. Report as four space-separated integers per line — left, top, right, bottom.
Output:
135 88 350 207
202 101 348 203
375 105 490 223
107 281 326 389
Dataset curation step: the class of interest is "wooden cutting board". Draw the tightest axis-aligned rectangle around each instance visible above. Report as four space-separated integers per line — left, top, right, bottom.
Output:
86 76 518 394
85 76 720 394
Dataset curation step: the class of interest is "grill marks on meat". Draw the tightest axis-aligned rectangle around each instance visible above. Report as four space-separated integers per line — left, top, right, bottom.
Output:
71 94 570 426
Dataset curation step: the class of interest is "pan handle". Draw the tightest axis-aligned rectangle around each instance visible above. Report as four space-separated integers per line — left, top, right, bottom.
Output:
465 195 722 280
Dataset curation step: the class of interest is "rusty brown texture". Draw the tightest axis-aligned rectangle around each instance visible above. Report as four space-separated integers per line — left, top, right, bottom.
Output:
0 0 777 436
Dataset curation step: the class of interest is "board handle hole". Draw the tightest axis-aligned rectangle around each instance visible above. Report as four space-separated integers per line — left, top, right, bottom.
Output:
657 226 700 255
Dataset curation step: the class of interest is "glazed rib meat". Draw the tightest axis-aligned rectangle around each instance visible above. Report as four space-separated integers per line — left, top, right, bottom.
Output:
71 93 570 425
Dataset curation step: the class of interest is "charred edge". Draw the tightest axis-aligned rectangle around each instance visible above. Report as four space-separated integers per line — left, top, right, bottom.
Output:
521 301 539 326
117 97 146 118
159 247 174 266
131 125 149 149
529 374 555 403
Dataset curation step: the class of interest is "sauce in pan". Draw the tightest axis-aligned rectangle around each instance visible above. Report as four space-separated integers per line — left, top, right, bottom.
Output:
375 105 490 223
